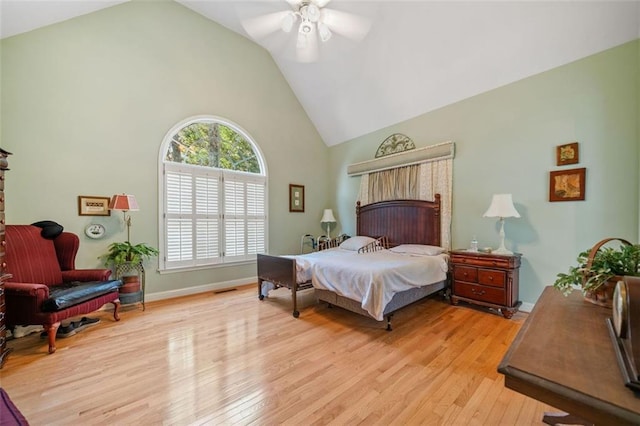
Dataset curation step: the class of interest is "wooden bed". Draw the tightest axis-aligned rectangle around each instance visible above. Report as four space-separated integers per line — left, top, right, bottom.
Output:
257 195 447 328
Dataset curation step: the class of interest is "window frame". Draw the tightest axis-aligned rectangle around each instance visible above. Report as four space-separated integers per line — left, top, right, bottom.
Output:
158 115 268 272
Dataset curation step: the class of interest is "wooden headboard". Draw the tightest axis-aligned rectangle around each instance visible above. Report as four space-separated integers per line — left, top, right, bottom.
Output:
356 195 441 247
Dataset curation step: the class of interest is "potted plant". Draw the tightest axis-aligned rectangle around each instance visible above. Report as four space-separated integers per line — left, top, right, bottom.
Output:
101 241 159 267
553 238 640 306
100 242 159 293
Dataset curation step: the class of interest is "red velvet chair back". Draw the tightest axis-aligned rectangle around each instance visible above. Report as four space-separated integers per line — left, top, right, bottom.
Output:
53 232 80 271
6 225 63 286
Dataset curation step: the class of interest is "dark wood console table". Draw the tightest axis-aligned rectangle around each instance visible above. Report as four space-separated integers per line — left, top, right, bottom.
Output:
498 286 640 425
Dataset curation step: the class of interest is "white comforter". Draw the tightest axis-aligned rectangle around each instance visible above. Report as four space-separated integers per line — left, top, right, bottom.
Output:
284 248 356 283
310 250 448 321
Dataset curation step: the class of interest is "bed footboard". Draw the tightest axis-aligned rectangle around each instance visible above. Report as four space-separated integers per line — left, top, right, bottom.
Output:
257 254 312 318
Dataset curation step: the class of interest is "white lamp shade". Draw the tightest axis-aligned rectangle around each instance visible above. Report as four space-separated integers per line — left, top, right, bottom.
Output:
318 22 332 42
483 194 520 218
281 12 295 33
320 209 336 223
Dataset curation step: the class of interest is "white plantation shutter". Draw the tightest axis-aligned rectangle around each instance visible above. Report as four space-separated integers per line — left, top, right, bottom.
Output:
165 168 194 267
246 179 266 255
163 163 266 269
223 173 266 262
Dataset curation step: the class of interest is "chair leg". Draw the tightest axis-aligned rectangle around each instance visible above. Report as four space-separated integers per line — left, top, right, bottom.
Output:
112 300 121 321
43 322 60 354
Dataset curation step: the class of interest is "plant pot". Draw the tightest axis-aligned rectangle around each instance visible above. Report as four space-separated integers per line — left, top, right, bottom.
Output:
583 277 619 308
581 237 633 309
120 275 140 294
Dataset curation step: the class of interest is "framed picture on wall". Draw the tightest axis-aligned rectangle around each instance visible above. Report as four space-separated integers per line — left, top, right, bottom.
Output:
289 184 305 212
549 168 586 202
556 142 579 166
78 195 111 216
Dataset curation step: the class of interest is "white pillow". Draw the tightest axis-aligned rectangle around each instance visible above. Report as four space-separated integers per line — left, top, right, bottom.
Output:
389 244 445 256
339 236 377 251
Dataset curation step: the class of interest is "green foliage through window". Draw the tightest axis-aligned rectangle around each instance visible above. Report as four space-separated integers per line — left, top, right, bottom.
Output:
165 122 260 173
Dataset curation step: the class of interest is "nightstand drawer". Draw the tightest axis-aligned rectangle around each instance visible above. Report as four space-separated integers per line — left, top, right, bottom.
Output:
450 253 515 269
454 266 477 282
478 269 506 288
454 281 505 305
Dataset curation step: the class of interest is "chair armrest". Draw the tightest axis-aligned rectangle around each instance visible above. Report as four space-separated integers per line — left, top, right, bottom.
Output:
4 282 50 299
62 269 111 282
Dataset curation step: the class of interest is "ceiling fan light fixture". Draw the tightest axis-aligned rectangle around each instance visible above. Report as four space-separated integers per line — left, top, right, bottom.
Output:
317 22 331 42
296 32 308 49
303 3 321 23
299 21 313 35
281 11 296 33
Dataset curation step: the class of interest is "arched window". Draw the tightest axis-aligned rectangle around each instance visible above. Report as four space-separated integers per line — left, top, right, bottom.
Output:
159 116 267 270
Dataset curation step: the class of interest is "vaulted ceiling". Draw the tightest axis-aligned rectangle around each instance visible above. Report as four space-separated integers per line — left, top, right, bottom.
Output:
2 1 639 146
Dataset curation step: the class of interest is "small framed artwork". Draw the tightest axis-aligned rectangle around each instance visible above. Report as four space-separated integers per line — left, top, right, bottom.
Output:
556 142 579 166
78 195 111 216
549 168 586 202
289 184 305 213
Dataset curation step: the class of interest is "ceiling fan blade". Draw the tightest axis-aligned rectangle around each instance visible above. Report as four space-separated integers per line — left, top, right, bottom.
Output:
321 8 372 42
241 10 290 41
315 0 332 8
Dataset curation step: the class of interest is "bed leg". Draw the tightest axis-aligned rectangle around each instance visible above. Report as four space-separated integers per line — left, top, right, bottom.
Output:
292 284 299 318
386 314 393 331
258 279 264 300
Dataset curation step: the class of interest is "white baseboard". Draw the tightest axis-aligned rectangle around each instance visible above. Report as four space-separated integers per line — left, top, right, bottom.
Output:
145 276 257 302
519 302 535 313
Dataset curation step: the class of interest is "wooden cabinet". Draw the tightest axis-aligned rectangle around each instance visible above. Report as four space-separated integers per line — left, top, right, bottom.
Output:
450 250 521 319
0 148 11 368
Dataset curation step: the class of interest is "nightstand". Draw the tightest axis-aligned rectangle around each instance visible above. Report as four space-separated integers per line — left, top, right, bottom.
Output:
449 250 521 319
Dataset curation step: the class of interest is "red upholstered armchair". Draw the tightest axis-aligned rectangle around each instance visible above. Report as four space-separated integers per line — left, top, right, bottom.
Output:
4 225 121 354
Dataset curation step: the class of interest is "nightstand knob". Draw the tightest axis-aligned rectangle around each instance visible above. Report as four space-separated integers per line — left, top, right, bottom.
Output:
488 276 493 281
463 272 468 277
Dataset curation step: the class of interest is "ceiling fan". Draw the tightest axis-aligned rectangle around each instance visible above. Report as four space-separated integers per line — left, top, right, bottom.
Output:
240 0 373 63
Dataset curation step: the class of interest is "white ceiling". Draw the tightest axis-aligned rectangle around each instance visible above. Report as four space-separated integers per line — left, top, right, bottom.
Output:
1 1 639 146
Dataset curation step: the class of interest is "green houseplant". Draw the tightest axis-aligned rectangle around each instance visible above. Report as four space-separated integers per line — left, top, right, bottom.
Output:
553 238 640 305
101 241 159 267
101 242 159 295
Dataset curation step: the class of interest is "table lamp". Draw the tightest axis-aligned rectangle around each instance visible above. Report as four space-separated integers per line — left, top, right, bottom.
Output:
483 194 520 255
320 209 336 239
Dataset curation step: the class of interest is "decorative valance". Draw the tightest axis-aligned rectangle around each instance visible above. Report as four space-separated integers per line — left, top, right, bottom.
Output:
347 141 454 177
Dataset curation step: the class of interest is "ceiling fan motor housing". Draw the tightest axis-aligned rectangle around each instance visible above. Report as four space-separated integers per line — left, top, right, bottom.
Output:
301 3 321 23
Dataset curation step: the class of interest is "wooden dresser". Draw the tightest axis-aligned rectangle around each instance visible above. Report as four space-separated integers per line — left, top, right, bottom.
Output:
0 148 11 368
499 287 640 424
449 249 521 318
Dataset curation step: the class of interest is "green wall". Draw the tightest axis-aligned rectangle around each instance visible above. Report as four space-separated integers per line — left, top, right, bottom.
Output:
0 1 330 297
1 0 638 307
330 40 639 307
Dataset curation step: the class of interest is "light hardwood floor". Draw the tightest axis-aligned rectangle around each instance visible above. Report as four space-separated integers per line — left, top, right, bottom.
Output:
1 285 554 425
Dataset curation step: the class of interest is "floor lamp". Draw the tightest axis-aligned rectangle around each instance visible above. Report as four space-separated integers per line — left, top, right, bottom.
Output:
109 193 139 243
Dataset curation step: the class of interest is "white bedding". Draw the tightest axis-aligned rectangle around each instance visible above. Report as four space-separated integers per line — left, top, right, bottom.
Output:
310 250 448 321
284 248 357 283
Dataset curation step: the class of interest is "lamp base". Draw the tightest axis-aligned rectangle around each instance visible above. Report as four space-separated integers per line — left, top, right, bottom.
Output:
492 217 514 256
491 247 514 255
